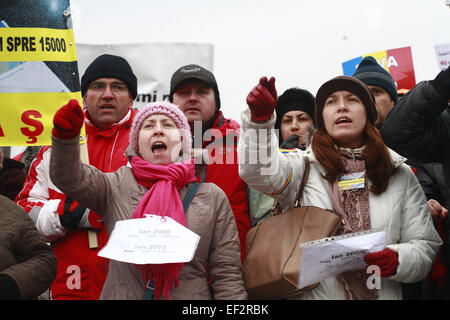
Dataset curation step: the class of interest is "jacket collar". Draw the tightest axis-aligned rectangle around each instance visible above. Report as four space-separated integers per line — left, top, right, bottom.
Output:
387 148 407 168
84 108 134 137
201 111 242 148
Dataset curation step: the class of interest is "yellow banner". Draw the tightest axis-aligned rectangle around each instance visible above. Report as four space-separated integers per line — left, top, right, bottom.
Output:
0 28 77 62
0 92 86 146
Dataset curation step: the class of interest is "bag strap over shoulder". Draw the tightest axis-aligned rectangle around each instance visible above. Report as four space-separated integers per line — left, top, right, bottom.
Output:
182 182 201 213
294 157 310 208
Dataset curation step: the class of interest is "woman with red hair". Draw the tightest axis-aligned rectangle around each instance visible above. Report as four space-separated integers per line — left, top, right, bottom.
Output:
238 75 441 300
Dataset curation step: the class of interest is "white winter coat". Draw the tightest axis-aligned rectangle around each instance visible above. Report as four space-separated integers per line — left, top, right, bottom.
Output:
237 109 442 300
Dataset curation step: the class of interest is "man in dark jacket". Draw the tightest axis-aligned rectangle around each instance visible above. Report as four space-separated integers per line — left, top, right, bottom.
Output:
415 162 450 299
381 67 450 166
381 66 450 299
381 67 450 222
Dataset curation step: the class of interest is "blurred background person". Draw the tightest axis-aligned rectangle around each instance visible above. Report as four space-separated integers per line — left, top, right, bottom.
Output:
275 87 315 150
0 147 26 201
0 194 57 300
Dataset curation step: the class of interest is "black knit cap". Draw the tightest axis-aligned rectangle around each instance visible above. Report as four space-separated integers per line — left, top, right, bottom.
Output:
80 54 138 99
169 64 221 109
352 56 398 103
275 87 315 131
315 76 377 129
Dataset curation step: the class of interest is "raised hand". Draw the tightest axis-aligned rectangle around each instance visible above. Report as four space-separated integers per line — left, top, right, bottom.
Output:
246 76 277 123
52 99 84 139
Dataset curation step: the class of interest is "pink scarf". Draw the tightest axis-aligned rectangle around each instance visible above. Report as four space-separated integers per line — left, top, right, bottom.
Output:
130 156 196 299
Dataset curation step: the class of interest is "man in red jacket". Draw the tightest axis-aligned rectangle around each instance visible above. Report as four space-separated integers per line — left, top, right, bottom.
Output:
16 54 138 299
169 64 251 260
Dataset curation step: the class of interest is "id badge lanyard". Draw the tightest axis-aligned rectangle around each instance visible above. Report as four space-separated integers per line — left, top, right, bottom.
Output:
337 171 365 191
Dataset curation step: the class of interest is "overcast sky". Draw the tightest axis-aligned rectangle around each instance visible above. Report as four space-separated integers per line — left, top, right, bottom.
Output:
70 0 450 123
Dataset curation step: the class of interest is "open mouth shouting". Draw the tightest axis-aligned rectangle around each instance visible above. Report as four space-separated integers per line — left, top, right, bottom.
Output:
151 141 167 154
336 116 352 126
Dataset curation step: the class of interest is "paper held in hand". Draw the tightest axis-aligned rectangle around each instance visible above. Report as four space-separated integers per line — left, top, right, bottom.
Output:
298 229 386 289
98 215 201 264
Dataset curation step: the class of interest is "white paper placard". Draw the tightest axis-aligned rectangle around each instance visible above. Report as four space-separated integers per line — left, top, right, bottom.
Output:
298 229 386 289
434 43 450 71
98 215 200 265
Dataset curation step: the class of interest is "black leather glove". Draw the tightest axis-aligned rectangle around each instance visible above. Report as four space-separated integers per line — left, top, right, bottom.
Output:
0 274 20 300
59 198 89 230
58 198 104 230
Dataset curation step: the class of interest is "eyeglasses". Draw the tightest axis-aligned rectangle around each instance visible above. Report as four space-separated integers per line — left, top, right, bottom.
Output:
88 81 128 93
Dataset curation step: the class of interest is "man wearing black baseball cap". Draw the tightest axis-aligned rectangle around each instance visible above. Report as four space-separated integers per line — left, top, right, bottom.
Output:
16 53 138 300
169 64 252 261
169 64 221 131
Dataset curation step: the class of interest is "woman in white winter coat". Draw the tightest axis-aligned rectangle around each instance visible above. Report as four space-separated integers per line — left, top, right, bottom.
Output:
238 75 442 300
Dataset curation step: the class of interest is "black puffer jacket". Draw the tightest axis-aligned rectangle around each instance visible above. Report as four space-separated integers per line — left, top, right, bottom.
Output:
415 163 450 299
416 163 450 209
382 67 450 300
381 68 450 181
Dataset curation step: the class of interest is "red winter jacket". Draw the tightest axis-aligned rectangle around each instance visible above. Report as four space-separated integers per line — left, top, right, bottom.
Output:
15 108 137 300
198 111 251 260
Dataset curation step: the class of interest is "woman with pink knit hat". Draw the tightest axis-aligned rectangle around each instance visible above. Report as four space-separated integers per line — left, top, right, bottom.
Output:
48 99 247 300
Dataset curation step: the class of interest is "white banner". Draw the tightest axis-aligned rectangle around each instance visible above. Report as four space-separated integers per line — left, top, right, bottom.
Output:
434 43 450 71
76 42 214 109
298 229 386 289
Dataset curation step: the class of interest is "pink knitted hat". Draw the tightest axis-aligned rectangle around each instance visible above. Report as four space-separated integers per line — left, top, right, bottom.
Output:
130 101 192 158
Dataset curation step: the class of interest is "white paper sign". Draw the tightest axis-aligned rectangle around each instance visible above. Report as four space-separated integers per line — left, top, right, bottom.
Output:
98 215 200 265
76 43 214 109
298 229 386 289
435 43 450 71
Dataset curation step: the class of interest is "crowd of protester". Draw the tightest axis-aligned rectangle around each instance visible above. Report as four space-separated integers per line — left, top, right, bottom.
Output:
1 54 449 300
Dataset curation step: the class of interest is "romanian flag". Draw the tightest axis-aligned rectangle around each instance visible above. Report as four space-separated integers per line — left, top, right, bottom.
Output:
342 46 416 91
